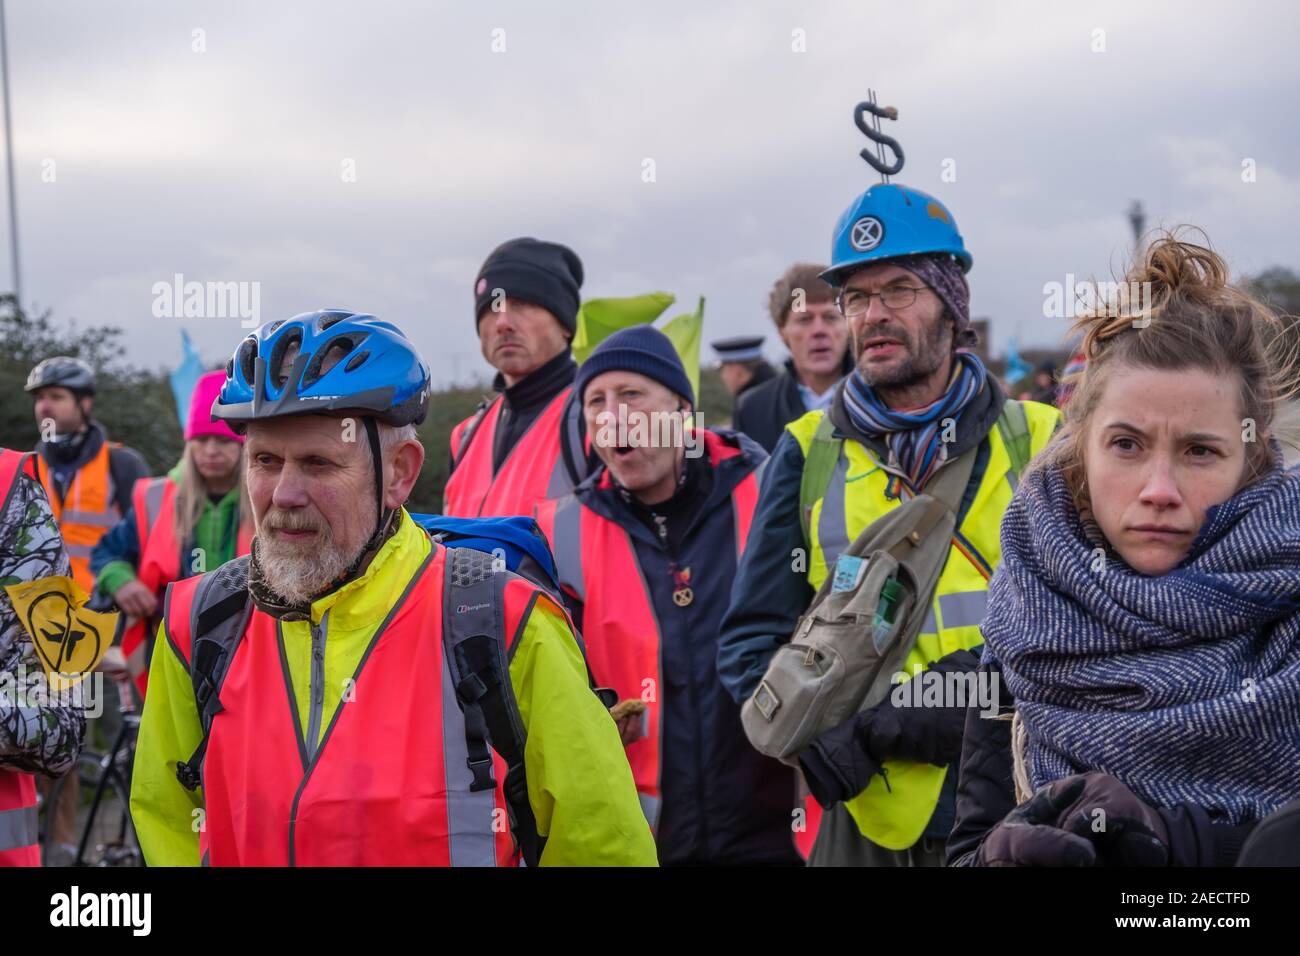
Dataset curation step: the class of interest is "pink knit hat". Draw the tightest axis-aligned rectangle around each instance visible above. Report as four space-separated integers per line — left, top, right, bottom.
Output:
186 369 244 443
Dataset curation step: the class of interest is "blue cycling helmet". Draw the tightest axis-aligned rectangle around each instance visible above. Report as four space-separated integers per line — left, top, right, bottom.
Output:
822 183 972 287
214 310 430 431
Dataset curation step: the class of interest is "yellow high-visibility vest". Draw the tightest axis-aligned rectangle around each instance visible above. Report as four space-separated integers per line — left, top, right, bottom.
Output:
786 399 1060 849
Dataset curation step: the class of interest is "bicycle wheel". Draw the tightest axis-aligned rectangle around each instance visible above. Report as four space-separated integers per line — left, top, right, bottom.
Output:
42 752 143 867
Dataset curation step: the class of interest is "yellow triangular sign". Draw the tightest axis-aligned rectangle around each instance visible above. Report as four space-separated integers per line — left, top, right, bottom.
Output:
4 575 116 691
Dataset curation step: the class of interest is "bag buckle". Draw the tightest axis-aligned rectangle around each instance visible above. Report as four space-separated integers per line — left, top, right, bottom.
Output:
467 756 496 792
753 681 781 722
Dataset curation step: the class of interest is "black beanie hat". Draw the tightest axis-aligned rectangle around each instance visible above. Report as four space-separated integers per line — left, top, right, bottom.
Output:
473 237 584 334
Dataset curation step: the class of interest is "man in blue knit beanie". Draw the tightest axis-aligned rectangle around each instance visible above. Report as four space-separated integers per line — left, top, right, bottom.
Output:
537 325 802 865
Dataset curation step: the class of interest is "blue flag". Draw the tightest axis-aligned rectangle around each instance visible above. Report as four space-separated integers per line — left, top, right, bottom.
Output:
169 330 206 429
1004 336 1032 385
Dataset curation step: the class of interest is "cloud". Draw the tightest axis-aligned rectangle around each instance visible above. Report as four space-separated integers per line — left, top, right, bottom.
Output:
4 0 1299 381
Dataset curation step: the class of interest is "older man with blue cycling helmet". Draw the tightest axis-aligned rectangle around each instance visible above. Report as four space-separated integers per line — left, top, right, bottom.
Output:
130 310 655 867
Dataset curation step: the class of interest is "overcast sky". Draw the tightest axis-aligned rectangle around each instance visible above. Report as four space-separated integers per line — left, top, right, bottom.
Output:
5 0 1299 385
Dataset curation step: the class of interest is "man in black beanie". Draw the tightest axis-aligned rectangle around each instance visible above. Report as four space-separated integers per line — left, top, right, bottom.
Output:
445 237 586 517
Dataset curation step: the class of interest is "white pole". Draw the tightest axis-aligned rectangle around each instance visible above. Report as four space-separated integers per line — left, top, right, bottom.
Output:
0 0 21 310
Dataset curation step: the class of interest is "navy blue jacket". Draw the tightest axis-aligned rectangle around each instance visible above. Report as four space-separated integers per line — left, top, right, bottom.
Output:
564 429 802 866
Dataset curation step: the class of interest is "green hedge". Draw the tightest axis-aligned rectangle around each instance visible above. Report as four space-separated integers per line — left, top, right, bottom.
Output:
1 296 736 515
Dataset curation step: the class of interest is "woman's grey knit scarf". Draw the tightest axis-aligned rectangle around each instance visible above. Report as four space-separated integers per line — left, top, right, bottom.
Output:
982 450 1300 824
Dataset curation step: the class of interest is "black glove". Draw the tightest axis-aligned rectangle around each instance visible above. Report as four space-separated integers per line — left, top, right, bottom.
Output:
974 773 1171 867
798 713 882 808
974 775 1099 866
862 648 980 765
797 650 980 807
1048 771 1170 866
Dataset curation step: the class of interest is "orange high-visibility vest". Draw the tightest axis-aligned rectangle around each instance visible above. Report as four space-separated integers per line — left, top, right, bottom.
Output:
0 449 41 867
444 389 573 517
534 431 760 830
119 476 253 700
162 545 551 866
35 441 122 592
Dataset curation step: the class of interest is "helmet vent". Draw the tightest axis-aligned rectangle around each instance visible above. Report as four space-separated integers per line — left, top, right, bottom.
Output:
268 328 304 390
302 332 366 388
237 338 258 384
317 311 352 331
344 350 370 373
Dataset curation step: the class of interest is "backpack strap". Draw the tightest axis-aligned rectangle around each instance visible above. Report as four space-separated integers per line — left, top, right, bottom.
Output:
176 556 254 792
799 414 842 542
442 546 544 868
994 399 1032 483
557 388 596 491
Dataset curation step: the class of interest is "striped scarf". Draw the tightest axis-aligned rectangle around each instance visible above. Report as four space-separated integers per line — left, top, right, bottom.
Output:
982 451 1300 824
841 350 987 488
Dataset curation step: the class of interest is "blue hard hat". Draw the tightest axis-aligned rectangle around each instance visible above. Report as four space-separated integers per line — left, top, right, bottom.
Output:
214 310 431 429
822 183 972 287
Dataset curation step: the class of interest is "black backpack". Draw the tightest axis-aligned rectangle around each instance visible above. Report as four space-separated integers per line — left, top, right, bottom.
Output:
174 523 602 867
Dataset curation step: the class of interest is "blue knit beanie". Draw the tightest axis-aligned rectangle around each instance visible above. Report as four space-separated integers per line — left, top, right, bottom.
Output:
575 325 694 406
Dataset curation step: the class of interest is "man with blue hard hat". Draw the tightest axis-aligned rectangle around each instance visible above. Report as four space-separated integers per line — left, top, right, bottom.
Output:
718 182 1061 866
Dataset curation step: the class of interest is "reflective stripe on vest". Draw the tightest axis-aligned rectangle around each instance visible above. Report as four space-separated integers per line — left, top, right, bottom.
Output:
439 632 499 867
35 442 120 592
786 401 1060 850
816 447 852 570
536 430 759 833
0 804 38 852
444 388 572 518
639 793 662 830
543 495 664 824
164 547 537 866
0 771 39 867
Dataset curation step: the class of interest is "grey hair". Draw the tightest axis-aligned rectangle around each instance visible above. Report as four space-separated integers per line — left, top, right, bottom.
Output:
378 422 420 451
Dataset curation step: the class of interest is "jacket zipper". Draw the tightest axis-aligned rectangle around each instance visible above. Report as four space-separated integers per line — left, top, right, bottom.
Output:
305 611 329 760
652 513 711 855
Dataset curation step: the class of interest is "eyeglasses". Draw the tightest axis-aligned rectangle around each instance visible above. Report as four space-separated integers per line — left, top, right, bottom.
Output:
838 285 927 317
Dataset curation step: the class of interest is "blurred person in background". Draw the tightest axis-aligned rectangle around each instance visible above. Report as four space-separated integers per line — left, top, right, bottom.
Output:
733 264 852 453
25 357 149 593
92 371 252 700
711 335 776 400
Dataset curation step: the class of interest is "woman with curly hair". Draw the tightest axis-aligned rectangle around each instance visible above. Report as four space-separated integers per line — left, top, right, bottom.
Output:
949 234 1300 867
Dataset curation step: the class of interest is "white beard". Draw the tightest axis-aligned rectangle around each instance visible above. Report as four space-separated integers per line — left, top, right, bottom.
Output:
256 520 368 605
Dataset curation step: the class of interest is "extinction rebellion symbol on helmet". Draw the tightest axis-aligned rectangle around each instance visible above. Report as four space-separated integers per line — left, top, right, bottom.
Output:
850 216 885 252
